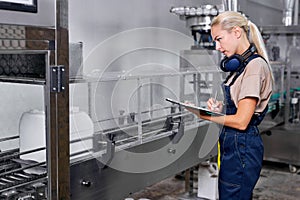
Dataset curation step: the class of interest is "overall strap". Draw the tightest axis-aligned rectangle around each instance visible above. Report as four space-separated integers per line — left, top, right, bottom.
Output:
250 104 269 125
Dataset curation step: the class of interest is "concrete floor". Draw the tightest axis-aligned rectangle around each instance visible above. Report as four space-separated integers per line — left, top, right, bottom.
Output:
126 162 300 200
253 162 300 200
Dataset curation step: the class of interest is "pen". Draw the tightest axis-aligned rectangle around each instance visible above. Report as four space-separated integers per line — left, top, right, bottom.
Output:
214 91 218 102
212 91 218 111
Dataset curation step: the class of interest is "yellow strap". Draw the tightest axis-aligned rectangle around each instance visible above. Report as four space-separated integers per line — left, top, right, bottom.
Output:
217 141 221 169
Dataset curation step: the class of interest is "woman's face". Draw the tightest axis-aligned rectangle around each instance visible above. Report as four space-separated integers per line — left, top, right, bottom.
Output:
211 24 240 57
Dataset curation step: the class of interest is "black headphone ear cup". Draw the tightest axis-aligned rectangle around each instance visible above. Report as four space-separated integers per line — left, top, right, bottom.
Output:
220 54 245 72
220 44 256 72
220 57 229 72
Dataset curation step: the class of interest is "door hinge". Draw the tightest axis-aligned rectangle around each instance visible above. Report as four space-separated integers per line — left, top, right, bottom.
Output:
50 65 66 93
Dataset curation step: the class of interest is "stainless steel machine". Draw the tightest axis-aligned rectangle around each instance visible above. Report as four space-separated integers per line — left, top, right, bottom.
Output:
259 24 300 172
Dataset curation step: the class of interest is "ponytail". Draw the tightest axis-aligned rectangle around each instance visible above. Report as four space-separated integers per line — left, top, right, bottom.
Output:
248 21 269 64
248 21 274 85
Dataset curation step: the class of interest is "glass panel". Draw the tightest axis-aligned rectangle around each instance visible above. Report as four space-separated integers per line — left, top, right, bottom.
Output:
0 51 48 199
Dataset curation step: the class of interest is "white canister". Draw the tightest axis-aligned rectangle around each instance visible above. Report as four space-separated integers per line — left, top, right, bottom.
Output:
19 107 94 162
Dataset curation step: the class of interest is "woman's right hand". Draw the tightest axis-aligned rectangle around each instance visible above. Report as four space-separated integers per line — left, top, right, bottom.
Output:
207 98 223 112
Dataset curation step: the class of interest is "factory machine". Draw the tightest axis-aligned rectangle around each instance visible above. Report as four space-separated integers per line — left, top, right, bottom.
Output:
259 24 300 172
0 0 299 199
0 1 223 199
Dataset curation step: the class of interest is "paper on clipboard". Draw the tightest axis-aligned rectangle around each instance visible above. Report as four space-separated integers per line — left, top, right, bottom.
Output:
165 98 224 116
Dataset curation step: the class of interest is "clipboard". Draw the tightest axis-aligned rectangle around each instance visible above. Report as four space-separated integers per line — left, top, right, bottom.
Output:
166 98 224 116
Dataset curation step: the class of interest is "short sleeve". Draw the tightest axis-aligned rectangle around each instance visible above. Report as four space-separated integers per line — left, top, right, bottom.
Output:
229 57 272 113
238 73 263 103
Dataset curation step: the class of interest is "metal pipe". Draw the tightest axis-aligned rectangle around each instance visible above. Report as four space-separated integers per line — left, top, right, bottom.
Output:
0 161 46 177
0 147 46 162
0 135 19 142
232 0 239 11
137 78 143 143
150 79 154 118
285 56 292 126
283 0 295 26
293 0 299 45
223 0 239 11
294 0 299 25
100 112 190 136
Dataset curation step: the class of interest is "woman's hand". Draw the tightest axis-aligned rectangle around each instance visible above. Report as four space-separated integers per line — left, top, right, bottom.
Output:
207 98 223 112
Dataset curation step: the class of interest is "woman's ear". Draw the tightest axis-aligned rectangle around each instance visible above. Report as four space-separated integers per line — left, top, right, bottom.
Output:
233 26 242 39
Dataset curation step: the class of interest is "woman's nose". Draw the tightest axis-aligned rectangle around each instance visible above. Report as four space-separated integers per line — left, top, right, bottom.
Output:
215 42 221 51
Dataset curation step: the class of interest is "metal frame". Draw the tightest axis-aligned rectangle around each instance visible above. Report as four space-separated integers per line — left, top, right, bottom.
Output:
0 0 37 13
0 0 70 199
46 0 70 199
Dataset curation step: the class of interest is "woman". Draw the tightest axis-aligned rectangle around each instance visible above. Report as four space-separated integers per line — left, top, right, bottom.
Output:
188 11 273 199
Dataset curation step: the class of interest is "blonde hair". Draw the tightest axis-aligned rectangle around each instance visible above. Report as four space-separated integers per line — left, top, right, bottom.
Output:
211 11 274 84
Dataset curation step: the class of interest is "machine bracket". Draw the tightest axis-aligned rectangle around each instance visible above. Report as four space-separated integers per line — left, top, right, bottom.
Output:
164 115 184 144
50 65 66 93
171 119 184 144
100 134 116 169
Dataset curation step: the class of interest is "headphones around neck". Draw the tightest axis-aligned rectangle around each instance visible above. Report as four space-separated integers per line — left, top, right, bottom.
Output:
220 44 257 72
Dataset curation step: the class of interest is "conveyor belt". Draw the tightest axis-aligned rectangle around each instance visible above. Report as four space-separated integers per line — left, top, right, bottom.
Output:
0 149 48 199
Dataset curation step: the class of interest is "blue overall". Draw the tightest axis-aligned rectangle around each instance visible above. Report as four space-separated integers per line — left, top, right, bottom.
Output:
218 54 268 200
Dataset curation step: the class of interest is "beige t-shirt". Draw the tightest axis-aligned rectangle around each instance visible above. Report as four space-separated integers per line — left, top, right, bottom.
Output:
225 57 273 113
